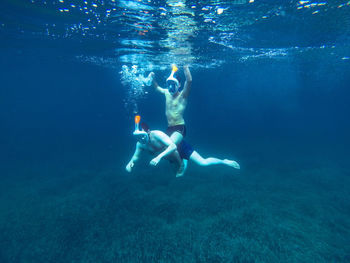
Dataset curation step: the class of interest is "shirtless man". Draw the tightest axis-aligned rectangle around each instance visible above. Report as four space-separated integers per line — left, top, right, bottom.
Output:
126 122 183 175
150 65 192 145
126 122 240 177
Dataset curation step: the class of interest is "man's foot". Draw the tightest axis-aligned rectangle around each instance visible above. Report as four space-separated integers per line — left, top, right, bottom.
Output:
176 160 187 177
223 159 240 169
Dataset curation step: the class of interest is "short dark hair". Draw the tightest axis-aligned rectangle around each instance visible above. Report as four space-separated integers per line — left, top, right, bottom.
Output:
140 122 150 132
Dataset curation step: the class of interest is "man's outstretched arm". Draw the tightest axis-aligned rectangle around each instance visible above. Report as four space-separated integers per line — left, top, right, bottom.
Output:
126 142 143 172
181 65 192 98
151 72 166 94
149 131 177 166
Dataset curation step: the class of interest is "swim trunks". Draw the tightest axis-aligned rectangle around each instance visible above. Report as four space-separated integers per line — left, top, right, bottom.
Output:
177 140 194 160
166 124 186 137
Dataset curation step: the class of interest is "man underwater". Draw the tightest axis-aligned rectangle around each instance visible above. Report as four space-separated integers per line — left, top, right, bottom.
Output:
150 65 192 145
126 116 240 177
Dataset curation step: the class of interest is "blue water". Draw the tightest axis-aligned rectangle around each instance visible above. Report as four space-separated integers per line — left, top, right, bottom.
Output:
1 0 350 262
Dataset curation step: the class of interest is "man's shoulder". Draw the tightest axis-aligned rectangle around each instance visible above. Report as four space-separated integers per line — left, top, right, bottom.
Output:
164 90 171 98
136 141 146 150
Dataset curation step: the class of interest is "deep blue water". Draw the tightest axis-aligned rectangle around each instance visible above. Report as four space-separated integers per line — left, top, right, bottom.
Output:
1 1 350 262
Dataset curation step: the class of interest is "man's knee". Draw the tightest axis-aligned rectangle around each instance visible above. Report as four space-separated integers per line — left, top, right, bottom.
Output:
170 132 183 145
201 159 209 166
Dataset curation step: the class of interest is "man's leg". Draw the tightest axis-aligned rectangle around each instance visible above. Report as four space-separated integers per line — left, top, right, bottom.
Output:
176 159 188 177
169 149 187 177
190 151 240 169
169 130 186 176
170 131 183 145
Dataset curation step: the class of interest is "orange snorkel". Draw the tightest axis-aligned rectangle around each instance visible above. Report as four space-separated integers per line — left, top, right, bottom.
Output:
171 64 178 74
167 64 178 80
135 115 141 131
166 64 180 94
133 115 149 143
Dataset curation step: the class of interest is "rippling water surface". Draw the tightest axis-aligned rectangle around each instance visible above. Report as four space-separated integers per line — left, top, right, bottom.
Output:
2 0 349 69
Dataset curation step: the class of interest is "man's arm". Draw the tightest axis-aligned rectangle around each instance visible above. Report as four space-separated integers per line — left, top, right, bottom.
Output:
149 131 177 166
151 72 166 94
126 142 143 172
181 65 192 98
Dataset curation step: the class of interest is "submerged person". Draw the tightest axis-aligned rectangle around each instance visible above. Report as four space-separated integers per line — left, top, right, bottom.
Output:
126 116 240 177
150 65 192 145
126 115 184 176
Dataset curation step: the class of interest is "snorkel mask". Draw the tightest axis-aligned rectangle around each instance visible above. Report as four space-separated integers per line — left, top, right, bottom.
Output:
133 115 149 144
166 64 180 94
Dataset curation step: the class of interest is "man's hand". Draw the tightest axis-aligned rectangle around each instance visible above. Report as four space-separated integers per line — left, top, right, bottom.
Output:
126 161 134 172
150 157 161 166
149 72 155 84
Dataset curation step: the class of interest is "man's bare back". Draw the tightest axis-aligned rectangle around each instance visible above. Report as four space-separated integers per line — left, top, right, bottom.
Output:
126 127 240 177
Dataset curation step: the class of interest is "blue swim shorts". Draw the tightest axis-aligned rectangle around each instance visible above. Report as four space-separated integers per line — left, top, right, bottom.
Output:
177 140 194 160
